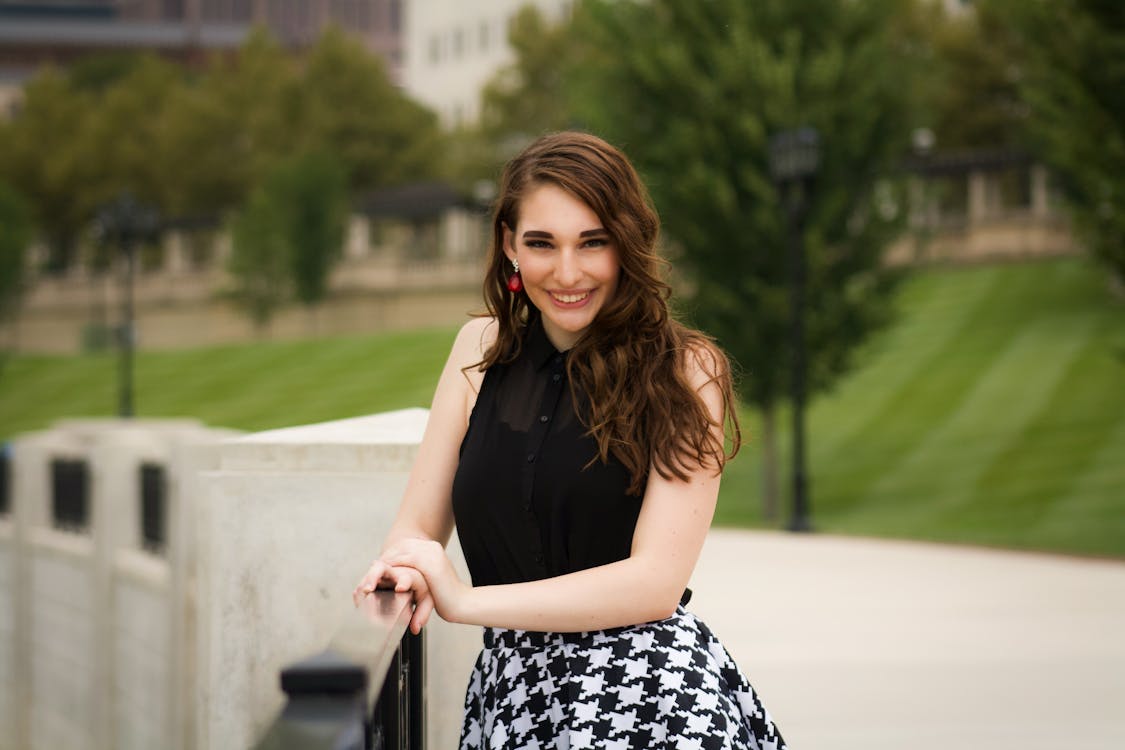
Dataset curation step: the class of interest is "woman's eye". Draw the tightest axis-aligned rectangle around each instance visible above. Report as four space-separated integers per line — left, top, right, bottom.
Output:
525 240 552 249
583 238 608 248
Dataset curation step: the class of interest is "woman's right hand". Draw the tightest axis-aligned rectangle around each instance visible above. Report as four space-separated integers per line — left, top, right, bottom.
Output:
352 558 436 634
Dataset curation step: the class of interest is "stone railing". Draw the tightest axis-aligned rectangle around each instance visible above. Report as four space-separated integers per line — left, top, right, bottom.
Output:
0 410 479 750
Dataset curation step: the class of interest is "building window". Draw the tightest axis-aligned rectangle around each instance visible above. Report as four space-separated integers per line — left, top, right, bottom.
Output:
429 34 441 64
479 20 489 51
452 27 464 58
51 458 89 533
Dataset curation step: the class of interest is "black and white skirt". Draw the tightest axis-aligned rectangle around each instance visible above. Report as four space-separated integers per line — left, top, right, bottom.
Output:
459 606 786 749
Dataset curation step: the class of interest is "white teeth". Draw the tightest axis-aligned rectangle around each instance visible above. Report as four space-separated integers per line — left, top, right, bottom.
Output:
553 292 589 303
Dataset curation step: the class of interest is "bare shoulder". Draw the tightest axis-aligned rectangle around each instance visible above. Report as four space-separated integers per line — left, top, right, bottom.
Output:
450 317 497 369
447 317 498 397
680 338 730 390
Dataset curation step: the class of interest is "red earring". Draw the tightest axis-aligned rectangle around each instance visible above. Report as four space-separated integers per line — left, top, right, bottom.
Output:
507 258 523 293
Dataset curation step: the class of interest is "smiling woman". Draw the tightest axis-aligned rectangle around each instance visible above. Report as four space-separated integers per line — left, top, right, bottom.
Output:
354 132 787 749
502 183 621 350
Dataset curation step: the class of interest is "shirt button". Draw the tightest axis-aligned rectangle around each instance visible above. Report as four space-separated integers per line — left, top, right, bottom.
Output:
534 553 544 564
552 373 562 383
539 415 549 423
527 453 535 463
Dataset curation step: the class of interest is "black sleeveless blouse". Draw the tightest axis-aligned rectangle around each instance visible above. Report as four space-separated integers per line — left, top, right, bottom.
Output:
451 317 643 587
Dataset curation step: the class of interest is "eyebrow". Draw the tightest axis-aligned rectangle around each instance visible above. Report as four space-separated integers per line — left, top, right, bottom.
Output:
522 229 609 239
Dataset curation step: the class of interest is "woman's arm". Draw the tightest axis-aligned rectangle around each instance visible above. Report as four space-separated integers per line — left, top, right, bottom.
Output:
352 317 494 608
383 344 729 632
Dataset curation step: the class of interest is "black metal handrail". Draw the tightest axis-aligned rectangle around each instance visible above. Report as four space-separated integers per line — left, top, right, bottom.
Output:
253 591 425 750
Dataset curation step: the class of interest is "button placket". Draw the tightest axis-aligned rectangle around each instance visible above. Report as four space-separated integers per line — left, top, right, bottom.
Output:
520 356 567 572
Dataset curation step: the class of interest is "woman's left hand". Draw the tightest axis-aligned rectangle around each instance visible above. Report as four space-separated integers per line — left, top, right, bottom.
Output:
382 538 471 626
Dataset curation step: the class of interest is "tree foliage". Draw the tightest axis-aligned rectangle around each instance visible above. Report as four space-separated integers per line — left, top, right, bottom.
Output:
0 182 32 321
272 151 349 308
479 6 583 156
0 69 99 272
909 2 1026 151
988 0 1125 282
227 180 290 332
574 0 915 411
298 26 442 192
227 150 349 327
0 26 442 281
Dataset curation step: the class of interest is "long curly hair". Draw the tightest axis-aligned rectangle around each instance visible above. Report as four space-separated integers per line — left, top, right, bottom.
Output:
476 131 740 494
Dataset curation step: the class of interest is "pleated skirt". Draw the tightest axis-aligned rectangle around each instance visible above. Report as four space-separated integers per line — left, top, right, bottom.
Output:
459 606 786 750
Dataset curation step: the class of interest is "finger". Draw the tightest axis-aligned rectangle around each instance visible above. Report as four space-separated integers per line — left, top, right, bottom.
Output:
392 567 429 595
410 595 435 635
354 558 396 602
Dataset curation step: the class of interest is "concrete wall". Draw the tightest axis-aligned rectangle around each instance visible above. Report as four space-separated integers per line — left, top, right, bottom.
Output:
2 411 481 749
193 409 480 750
13 253 483 355
0 419 240 750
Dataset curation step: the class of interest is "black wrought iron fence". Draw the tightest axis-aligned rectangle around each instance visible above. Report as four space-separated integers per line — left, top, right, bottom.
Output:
253 590 424 750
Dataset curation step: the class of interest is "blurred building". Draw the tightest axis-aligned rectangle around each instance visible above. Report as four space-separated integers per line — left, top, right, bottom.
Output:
0 0 405 89
402 0 572 127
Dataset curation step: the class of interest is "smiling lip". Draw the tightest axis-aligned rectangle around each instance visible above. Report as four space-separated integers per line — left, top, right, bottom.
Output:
549 290 592 306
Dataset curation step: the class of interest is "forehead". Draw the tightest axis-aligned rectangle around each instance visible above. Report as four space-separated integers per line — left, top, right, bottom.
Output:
517 183 603 231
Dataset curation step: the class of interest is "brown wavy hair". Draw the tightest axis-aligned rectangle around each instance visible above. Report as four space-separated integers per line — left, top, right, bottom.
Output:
476 131 741 494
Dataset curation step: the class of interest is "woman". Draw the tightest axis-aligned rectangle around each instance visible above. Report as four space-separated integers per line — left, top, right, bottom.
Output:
354 132 786 749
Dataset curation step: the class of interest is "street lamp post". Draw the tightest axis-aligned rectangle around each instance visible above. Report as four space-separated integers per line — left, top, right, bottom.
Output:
768 127 821 533
96 192 160 419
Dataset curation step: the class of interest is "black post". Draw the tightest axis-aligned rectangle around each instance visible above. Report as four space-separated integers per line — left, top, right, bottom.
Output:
119 234 135 417
96 192 159 420
768 128 820 533
785 180 811 532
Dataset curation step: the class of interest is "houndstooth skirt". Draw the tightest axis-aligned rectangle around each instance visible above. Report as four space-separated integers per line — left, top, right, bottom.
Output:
459 606 786 750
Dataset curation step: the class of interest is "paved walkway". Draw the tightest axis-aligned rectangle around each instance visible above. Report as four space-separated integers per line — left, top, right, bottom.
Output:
688 529 1125 750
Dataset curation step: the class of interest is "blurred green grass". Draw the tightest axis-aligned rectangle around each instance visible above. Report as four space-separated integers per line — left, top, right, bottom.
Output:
2 257 1122 556
716 257 1125 557
0 326 456 436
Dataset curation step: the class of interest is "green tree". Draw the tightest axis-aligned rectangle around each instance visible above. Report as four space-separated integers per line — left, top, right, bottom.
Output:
479 6 582 155
163 29 299 218
0 182 32 376
443 6 590 193
0 69 98 272
272 151 349 312
990 0 1125 283
297 26 442 192
908 2 1027 151
0 182 32 321
227 182 290 333
85 55 183 212
226 150 349 331
575 0 916 517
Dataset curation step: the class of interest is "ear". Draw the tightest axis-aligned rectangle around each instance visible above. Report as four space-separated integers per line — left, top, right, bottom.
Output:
501 222 516 262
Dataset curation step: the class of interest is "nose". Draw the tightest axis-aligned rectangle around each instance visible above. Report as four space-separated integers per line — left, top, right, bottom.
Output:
555 247 582 287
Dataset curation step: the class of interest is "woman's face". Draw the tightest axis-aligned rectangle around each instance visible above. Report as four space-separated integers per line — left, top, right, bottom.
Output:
504 182 621 351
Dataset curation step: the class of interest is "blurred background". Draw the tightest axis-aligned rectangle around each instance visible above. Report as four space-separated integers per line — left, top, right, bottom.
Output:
2 0 1121 556
0 1 1123 748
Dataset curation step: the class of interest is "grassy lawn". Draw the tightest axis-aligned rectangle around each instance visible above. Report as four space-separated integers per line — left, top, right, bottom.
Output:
0 326 457 437
715 257 1125 557
2 257 1123 556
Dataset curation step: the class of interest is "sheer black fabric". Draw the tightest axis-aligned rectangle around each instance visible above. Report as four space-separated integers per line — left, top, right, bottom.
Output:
452 316 643 588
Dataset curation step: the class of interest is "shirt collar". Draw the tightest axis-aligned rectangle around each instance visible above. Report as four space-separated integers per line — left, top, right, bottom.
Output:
524 315 564 371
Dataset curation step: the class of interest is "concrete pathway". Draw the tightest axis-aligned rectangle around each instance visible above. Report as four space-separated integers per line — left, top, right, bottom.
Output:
688 529 1125 750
